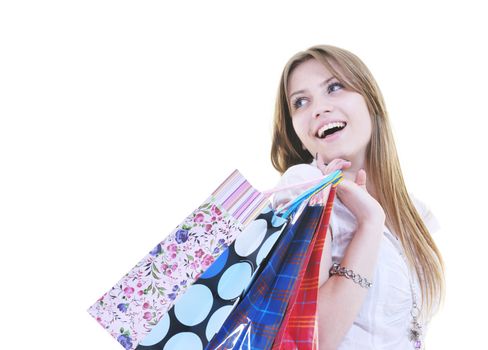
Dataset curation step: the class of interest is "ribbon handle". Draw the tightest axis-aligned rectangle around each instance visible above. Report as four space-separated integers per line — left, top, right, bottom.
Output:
263 170 343 219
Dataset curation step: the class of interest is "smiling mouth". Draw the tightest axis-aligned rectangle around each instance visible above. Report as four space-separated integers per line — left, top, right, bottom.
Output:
316 122 347 139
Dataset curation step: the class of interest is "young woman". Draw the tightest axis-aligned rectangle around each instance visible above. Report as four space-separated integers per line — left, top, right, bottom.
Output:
270 45 444 349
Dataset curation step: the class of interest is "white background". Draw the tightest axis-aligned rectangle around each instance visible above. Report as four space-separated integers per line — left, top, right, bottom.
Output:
1 1 486 348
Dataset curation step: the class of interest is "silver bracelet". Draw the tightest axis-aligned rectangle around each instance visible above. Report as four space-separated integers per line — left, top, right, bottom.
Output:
329 263 372 288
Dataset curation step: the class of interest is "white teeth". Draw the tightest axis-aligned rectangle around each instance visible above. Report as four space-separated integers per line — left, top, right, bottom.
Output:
317 122 346 138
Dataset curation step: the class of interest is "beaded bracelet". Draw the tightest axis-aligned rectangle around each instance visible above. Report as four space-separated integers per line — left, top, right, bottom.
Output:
329 263 373 288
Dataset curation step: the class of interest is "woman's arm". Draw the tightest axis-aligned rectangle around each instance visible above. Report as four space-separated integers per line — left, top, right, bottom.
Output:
273 157 385 348
317 222 383 350
315 155 385 350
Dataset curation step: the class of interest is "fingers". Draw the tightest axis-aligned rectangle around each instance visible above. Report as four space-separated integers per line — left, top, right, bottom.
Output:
315 153 351 175
314 154 366 192
355 169 367 190
327 159 351 174
335 178 353 199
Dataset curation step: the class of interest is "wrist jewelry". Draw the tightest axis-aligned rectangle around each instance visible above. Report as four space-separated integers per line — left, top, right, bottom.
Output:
329 263 372 288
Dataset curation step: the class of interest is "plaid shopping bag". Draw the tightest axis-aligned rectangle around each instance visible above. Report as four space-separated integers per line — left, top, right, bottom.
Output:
88 170 270 350
204 172 342 350
203 203 323 350
272 185 337 350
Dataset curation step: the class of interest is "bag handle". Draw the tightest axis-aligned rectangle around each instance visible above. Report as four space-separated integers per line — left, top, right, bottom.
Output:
262 176 326 197
263 170 343 219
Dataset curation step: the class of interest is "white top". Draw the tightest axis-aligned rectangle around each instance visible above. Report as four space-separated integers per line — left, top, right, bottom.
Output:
271 162 440 350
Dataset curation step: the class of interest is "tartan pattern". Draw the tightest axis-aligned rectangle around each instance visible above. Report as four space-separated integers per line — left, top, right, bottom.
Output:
272 186 337 350
204 204 324 350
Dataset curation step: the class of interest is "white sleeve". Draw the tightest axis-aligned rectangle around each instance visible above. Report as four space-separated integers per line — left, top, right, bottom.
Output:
271 163 323 211
410 193 441 234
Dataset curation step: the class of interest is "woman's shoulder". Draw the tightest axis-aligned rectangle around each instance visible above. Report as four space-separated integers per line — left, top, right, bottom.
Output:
279 162 322 184
409 192 441 234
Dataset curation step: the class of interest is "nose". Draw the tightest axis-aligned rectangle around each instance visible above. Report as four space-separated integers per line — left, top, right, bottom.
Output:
313 98 334 118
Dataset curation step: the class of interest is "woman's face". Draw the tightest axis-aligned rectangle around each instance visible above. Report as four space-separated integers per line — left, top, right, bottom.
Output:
287 59 372 166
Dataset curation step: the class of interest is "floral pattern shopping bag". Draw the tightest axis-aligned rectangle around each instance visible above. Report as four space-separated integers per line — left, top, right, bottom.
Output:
88 170 270 350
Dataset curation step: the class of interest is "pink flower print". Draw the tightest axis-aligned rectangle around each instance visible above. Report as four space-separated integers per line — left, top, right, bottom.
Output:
137 282 142 288
190 261 200 270
171 252 177 259
123 287 135 297
165 268 172 275
168 244 177 252
171 263 178 271
143 302 150 309
205 224 212 232
161 263 168 270
195 248 205 258
211 216 216 221
194 213 205 223
138 290 144 296
211 205 222 216
143 312 152 321
202 255 215 267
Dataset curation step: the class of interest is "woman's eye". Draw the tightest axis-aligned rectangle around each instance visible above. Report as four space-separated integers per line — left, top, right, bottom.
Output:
293 97 307 110
292 83 344 110
328 82 344 93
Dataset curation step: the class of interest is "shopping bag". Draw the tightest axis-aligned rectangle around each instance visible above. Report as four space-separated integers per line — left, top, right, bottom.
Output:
88 170 271 350
272 185 337 350
135 204 289 349
203 174 341 349
134 171 342 350
203 171 341 350
204 203 323 350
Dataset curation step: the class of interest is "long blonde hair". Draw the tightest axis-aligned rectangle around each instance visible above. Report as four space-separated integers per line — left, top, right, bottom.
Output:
271 44 445 320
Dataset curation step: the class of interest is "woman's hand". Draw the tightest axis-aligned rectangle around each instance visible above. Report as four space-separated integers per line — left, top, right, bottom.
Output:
315 154 385 228
315 155 386 349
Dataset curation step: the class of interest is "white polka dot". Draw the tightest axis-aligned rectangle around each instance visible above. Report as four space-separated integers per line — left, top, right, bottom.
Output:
217 262 253 300
174 284 213 326
256 231 281 266
234 219 267 257
205 305 234 341
163 332 202 350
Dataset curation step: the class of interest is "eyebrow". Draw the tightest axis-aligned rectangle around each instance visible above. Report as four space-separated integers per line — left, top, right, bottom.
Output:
288 76 336 100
